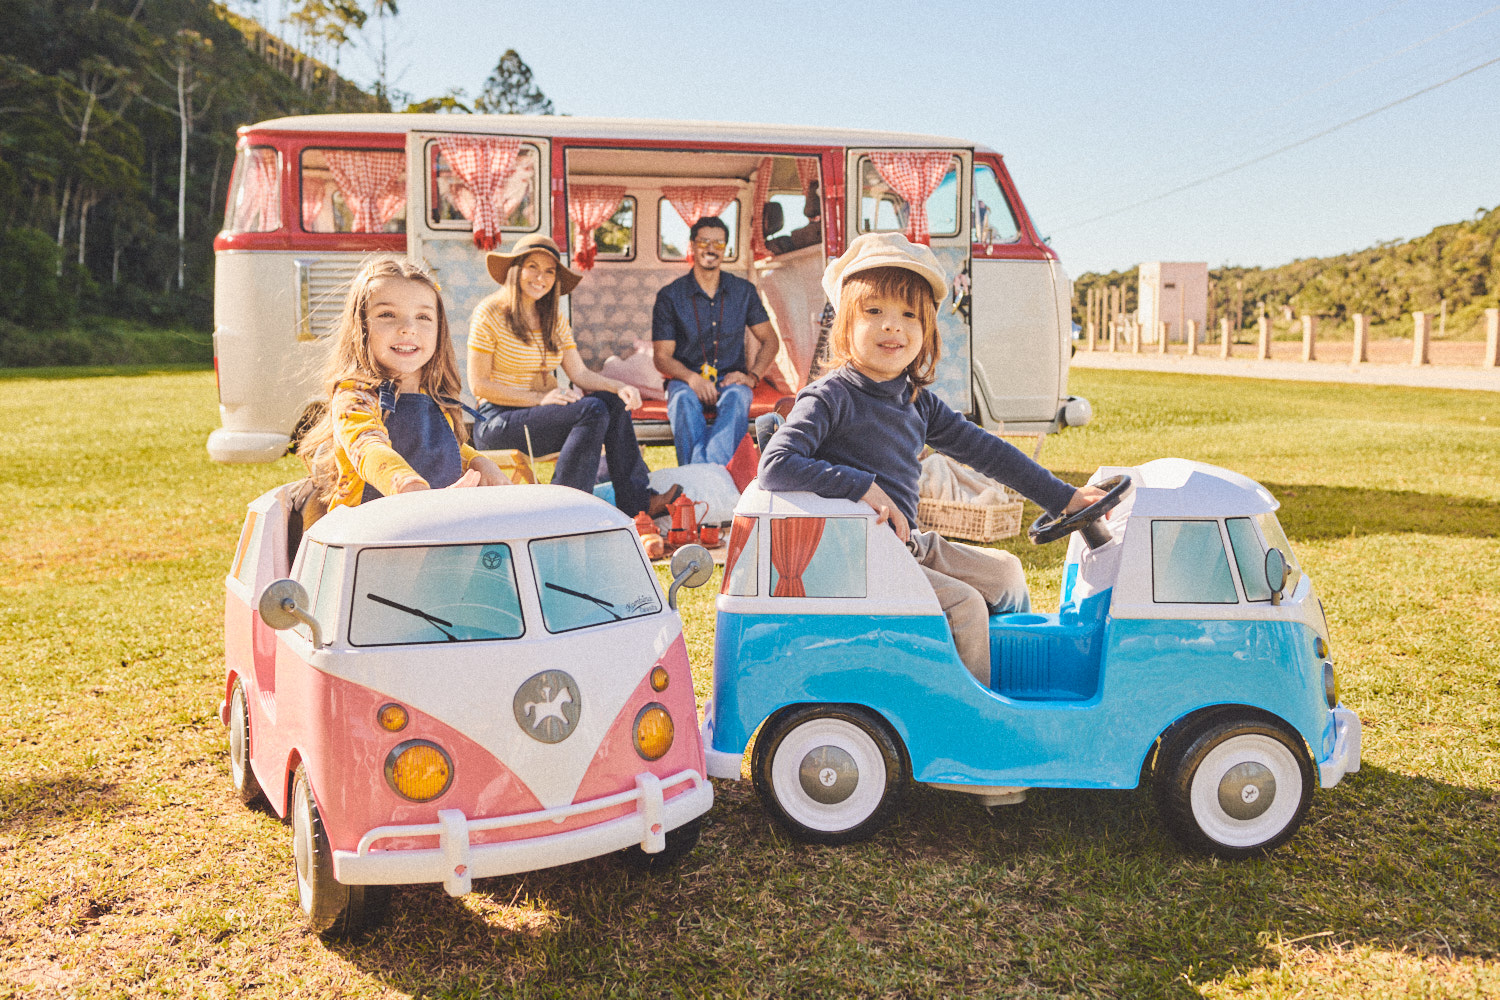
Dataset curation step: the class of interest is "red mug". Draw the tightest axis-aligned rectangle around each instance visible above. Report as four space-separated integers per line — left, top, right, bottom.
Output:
699 523 721 547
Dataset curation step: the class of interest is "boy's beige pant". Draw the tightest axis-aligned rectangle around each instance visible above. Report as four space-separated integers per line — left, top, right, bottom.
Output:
909 529 1028 685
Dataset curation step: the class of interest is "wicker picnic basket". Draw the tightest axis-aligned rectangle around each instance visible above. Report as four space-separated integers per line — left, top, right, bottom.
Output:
916 491 1025 543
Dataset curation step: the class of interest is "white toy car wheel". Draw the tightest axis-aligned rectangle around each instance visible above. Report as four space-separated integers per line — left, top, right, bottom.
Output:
291 764 389 938
1155 717 1314 858
228 680 263 805
752 706 905 845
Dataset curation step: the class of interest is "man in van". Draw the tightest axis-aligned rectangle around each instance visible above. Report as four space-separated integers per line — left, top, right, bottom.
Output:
652 216 779 466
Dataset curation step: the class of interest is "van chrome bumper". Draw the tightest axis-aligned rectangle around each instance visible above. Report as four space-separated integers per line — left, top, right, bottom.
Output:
207 429 290 464
699 700 744 779
334 769 712 896
1318 706 1362 788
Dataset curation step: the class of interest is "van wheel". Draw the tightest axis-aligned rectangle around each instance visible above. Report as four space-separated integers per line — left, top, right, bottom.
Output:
1153 716 1314 859
290 764 390 938
620 817 702 871
752 705 905 845
227 680 263 806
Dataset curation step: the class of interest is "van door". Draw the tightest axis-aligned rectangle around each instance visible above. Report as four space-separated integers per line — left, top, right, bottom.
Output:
844 147 972 413
968 154 1069 433
406 130 551 396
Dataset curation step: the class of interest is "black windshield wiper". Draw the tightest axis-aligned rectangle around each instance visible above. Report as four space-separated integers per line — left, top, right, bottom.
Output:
366 593 458 641
544 582 621 620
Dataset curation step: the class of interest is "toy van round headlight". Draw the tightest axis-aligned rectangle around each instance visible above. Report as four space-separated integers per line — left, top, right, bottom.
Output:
378 703 408 732
650 666 670 692
385 740 453 801
634 704 674 760
1323 662 1338 709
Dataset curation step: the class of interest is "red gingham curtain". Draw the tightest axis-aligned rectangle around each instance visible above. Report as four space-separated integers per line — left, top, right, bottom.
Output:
796 158 820 194
770 517 825 598
376 174 407 228
719 515 757 595
301 176 326 230
568 184 626 271
662 185 739 229
869 151 953 245
234 148 280 232
749 157 774 259
433 136 522 250
324 150 404 233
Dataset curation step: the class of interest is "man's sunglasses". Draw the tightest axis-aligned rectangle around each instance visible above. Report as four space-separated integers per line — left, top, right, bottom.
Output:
692 239 728 251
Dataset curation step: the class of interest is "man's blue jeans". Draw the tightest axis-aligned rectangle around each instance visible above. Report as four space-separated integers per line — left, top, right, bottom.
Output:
665 379 750 466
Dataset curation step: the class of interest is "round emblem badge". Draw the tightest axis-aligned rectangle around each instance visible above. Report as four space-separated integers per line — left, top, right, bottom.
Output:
481 548 505 570
513 670 582 743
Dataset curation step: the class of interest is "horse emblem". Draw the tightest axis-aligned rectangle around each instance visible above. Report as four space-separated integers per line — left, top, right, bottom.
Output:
512 670 581 743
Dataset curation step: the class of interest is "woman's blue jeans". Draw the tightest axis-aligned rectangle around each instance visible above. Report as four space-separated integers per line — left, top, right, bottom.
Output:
473 391 651 515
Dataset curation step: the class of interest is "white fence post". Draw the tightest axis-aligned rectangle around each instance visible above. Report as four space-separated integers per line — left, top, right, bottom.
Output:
1485 308 1499 368
1301 314 1316 362
1412 311 1430 366
1186 319 1198 356
1352 313 1369 365
1220 317 1231 358
1258 315 1271 360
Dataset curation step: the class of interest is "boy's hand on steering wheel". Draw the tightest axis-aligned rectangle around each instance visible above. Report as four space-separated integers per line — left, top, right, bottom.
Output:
861 482 909 542
1064 484 1111 516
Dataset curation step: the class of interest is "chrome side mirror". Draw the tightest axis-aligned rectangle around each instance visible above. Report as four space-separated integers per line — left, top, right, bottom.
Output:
258 578 324 648
667 544 714 611
1265 548 1289 606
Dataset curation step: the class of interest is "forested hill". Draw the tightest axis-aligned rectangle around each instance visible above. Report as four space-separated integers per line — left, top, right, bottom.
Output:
0 0 378 336
1075 205 1500 336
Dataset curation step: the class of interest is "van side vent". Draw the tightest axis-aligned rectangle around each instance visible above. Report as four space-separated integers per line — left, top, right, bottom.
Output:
295 258 363 341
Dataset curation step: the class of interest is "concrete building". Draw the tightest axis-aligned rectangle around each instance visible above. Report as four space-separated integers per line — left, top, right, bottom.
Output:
1138 262 1208 344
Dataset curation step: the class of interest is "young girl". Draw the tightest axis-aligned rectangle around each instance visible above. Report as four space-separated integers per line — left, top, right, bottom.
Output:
758 232 1107 685
300 256 506 514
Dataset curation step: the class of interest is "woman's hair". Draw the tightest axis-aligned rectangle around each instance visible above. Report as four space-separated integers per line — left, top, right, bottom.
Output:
827 265 941 399
498 250 561 354
298 255 467 496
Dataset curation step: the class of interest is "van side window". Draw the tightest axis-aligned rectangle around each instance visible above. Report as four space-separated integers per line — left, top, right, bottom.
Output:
856 155 960 238
1150 520 1238 604
1225 517 1271 601
224 146 281 234
300 148 407 233
972 164 1021 244
721 516 759 597
231 511 263 587
769 518 866 598
292 541 327 641
659 199 739 261
428 142 540 231
573 196 636 262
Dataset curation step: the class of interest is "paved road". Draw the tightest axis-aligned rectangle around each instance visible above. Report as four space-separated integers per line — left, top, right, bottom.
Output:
1071 349 1500 393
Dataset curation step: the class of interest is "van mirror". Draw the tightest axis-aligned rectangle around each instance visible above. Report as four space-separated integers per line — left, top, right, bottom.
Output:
1265 549 1289 606
668 544 714 610
258 578 324 647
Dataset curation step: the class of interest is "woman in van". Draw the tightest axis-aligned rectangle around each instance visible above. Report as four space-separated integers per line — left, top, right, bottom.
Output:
467 235 679 518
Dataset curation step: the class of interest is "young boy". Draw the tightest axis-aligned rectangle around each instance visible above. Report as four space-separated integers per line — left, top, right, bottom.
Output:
758 232 1106 684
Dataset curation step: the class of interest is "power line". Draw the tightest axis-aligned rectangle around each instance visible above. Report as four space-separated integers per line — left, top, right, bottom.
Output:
1052 53 1500 235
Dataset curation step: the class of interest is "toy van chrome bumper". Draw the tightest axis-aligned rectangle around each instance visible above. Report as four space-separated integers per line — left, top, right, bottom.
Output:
334 769 712 896
1318 706 1362 788
699 701 745 779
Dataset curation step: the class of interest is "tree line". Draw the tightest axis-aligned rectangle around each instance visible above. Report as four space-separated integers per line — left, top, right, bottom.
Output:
1074 206 1500 338
0 0 556 362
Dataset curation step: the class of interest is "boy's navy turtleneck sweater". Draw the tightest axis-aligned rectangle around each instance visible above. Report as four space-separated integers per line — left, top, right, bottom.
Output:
758 364 1076 529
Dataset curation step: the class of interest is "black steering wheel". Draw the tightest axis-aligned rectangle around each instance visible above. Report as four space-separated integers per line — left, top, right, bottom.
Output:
1028 474 1133 549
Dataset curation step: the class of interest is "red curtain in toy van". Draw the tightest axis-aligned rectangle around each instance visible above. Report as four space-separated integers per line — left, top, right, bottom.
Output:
770 517 826 598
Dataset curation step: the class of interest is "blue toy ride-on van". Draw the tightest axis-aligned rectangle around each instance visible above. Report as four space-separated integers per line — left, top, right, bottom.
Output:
697 458 1361 857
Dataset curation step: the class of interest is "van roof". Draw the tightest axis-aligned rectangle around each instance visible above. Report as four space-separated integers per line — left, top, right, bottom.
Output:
243 113 989 153
1102 458 1280 518
305 485 634 547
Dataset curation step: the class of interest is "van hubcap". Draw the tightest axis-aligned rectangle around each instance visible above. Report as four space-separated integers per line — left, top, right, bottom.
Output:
1217 761 1275 819
799 745 858 804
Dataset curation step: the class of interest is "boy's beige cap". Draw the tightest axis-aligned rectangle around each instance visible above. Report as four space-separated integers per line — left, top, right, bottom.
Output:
821 232 948 306
485 233 582 295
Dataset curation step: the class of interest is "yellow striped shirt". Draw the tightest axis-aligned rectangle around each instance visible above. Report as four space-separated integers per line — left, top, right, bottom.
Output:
469 291 577 390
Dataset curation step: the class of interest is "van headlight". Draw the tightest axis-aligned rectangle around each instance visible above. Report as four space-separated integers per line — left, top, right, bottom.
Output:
386 740 453 801
634 704 674 760
1323 662 1338 709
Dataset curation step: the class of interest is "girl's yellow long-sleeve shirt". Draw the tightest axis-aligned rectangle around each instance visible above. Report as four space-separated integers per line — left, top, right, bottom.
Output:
327 380 480 508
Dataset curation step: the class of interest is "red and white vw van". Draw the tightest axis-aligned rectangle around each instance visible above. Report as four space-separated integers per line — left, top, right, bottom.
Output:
210 114 1087 463
222 484 713 937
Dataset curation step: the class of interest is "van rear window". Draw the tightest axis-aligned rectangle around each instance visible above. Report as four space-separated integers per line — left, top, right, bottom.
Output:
224 147 281 234
428 141 540 231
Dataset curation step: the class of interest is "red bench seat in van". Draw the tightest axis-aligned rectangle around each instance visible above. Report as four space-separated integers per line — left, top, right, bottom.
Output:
632 379 788 424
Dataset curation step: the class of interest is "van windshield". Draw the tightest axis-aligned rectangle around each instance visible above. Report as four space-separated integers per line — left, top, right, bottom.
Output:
349 544 524 646
530 529 660 633
224 146 282 234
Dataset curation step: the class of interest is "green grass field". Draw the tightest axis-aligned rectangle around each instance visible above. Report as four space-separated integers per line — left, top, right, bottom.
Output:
1 367 1496 998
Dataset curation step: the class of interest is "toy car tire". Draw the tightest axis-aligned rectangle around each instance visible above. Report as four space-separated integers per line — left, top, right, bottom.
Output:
1154 715 1314 859
228 680 263 806
291 764 390 938
620 817 703 871
752 705 906 845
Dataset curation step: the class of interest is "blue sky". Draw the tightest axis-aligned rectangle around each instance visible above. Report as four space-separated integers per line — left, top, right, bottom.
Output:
252 0 1500 276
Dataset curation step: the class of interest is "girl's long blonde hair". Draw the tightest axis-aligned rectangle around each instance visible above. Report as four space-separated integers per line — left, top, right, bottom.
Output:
299 256 467 498
828 266 941 400
498 250 562 352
